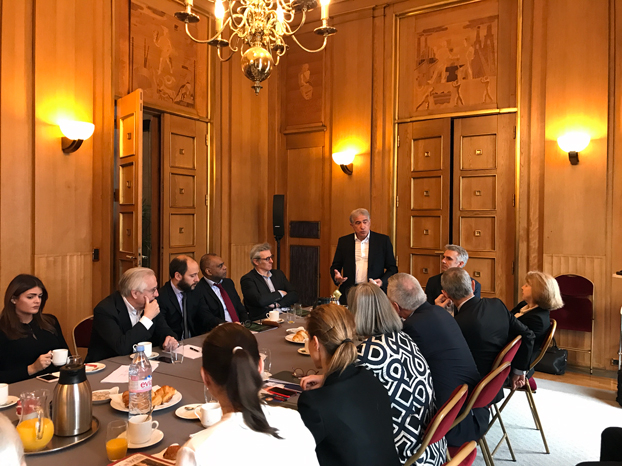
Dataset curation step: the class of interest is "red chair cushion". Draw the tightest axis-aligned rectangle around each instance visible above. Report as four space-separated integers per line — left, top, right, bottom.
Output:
74 317 94 349
428 385 468 445
472 365 512 409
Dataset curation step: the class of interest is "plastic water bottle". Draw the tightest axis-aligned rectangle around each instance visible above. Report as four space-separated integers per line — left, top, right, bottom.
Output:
128 345 152 419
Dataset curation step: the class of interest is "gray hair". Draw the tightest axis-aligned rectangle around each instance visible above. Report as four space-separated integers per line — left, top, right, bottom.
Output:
349 283 402 337
440 267 473 300
119 267 156 297
445 244 469 266
387 273 427 311
349 208 370 224
0 413 24 466
249 242 271 265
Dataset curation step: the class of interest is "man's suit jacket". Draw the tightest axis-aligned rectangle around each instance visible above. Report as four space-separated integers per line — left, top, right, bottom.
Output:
194 278 249 332
402 301 489 447
86 291 176 362
240 269 299 321
455 297 536 378
298 364 400 466
157 281 199 340
510 301 551 356
329 231 398 304
425 273 481 304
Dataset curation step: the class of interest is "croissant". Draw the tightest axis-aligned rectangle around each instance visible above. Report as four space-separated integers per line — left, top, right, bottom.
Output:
152 391 163 407
157 385 176 404
292 330 309 342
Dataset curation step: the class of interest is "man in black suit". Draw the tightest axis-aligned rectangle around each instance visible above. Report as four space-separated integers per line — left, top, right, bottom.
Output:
425 244 481 308
441 267 536 391
240 243 299 321
387 272 489 448
86 267 178 362
194 253 248 331
330 208 397 304
157 255 200 340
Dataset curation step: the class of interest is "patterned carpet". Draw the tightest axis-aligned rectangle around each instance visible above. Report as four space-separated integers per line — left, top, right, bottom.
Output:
472 378 622 465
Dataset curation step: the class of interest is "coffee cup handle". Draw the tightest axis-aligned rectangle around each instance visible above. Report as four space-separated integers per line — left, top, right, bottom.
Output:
152 420 159 430
266 313 270 318
132 344 137 352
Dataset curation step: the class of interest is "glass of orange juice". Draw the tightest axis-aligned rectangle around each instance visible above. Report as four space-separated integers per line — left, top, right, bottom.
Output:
106 420 128 461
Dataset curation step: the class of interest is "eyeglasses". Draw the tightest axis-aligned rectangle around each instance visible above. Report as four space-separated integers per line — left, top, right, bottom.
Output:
292 368 319 379
258 256 273 262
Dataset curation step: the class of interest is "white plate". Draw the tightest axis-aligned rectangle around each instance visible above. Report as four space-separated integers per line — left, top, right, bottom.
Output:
110 390 182 413
153 445 178 462
129 352 159 360
175 405 201 420
120 429 164 449
285 334 306 344
92 387 119 404
0 396 19 409
85 363 106 374
286 327 306 334
297 348 310 356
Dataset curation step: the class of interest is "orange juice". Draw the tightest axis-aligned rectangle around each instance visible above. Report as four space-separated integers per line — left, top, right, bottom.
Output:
16 418 54 452
106 437 128 460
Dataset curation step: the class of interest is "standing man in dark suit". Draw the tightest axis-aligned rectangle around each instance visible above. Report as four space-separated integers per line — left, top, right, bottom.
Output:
441 267 535 391
424 244 481 307
194 253 248 332
330 208 397 304
240 243 299 321
387 272 489 448
157 255 200 341
86 267 178 362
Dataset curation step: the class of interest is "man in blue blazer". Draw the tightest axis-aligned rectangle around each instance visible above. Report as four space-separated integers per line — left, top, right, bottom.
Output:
330 208 397 304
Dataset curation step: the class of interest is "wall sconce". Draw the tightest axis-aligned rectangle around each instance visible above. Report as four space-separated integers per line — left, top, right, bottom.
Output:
59 120 95 154
557 132 590 165
332 150 356 175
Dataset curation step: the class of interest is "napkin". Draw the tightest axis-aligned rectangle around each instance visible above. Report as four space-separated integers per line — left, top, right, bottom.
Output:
178 345 202 359
101 361 160 384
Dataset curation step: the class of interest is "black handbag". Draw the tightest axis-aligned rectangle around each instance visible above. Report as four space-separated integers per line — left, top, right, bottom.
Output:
535 338 568 375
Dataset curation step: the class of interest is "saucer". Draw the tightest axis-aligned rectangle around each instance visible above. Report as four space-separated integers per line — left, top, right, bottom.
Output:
121 429 164 449
175 405 201 420
0 396 18 409
85 363 106 374
129 352 159 360
297 348 310 356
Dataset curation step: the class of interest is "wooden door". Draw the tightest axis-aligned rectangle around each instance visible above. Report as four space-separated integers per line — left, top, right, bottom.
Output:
396 119 452 289
115 89 144 278
453 114 516 306
161 114 208 280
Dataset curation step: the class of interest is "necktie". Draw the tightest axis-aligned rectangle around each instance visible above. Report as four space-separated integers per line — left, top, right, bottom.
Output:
182 292 190 339
215 283 239 322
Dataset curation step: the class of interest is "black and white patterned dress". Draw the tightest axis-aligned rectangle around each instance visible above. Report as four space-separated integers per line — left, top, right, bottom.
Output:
357 331 445 466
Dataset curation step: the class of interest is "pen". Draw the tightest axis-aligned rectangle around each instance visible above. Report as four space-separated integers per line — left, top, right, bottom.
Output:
189 347 200 353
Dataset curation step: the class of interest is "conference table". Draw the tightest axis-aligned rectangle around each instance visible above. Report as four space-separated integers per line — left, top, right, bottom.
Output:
1 320 314 465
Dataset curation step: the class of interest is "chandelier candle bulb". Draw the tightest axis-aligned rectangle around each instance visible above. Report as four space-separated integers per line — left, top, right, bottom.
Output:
321 0 330 20
215 0 224 32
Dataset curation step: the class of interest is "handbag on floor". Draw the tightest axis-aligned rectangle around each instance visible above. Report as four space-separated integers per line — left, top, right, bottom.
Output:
535 338 568 375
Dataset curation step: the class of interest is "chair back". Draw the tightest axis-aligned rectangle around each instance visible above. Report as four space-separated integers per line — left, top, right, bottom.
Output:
529 319 557 371
444 441 477 466
72 316 94 355
491 336 522 370
553 274 593 332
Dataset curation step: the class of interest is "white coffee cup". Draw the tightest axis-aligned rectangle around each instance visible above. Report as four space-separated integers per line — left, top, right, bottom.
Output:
197 402 222 428
133 341 152 357
52 349 69 366
0 383 8 405
304 338 310 354
127 415 159 444
265 310 280 321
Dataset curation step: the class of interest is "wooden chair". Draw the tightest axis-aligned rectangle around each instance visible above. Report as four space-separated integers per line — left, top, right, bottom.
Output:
444 441 477 466
404 384 469 466
498 319 557 455
72 315 94 355
450 362 513 466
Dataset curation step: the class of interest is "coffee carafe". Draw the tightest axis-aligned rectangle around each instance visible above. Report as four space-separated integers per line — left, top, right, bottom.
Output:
52 355 92 436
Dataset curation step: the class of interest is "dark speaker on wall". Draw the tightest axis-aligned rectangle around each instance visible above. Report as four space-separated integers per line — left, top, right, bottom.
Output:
273 195 285 240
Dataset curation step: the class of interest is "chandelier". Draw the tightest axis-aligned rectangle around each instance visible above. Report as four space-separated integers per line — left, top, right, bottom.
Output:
175 0 337 95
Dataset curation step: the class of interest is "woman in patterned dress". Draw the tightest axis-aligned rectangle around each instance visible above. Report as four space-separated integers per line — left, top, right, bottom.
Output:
350 283 445 466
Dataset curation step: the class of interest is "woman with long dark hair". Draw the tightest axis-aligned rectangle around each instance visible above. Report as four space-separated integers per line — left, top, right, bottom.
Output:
0 274 68 383
176 323 318 466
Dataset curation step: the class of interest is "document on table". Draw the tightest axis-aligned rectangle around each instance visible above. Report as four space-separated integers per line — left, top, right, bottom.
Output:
179 344 202 359
101 361 160 384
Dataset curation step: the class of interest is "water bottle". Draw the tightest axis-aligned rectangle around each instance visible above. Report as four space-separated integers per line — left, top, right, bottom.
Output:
128 345 152 419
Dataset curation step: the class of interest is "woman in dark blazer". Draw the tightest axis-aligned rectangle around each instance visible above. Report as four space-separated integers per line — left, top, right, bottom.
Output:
297 304 400 466
0 274 68 383
511 271 563 354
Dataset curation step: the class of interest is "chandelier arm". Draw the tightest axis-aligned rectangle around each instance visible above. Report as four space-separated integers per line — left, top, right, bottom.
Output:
291 33 328 53
286 9 308 35
216 46 235 62
184 22 212 44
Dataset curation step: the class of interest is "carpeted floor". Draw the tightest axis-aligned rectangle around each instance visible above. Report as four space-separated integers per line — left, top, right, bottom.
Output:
472 378 622 465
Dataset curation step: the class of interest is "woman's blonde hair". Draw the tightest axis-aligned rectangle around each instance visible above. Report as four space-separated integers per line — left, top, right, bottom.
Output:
349 283 402 337
306 304 357 379
526 271 564 310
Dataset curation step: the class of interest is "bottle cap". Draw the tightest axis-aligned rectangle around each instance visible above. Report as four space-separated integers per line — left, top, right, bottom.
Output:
136 345 144 352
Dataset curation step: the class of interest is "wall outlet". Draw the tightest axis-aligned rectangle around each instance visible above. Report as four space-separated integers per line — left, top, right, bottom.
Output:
612 358 618 366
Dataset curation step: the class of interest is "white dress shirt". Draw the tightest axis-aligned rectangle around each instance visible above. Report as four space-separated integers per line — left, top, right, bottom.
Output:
171 283 184 313
354 232 370 284
205 278 233 322
122 297 153 330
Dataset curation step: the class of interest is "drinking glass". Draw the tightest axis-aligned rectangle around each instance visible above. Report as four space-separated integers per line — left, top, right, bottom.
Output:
204 386 216 403
259 347 272 374
106 420 128 461
170 344 184 364
293 303 303 320
286 310 295 324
